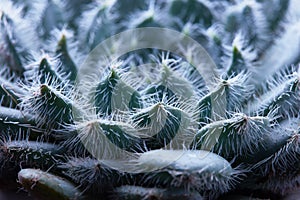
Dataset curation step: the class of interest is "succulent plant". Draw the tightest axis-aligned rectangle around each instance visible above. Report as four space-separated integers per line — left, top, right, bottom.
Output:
1 0 300 199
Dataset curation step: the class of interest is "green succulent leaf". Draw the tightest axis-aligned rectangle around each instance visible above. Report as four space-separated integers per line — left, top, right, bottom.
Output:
18 168 82 200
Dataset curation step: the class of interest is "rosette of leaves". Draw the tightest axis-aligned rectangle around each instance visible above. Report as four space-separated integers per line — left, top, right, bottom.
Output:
1 0 300 199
